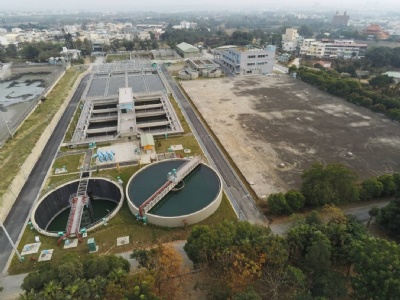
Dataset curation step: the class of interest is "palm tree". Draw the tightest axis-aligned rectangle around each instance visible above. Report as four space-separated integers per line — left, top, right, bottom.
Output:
65 282 79 299
43 280 63 299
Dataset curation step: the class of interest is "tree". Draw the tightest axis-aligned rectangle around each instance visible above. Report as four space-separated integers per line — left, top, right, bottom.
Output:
288 65 297 74
19 44 40 60
268 193 292 215
184 221 291 299
376 198 400 234
301 163 359 207
131 244 185 300
285 190 305 212
359 178 383 200
233 287 262 300
298 25 314 38
377 174 396 196
367 206 380 227
5 44 18 58
20 254 133 300
369 74 395 89
349 237 400 299
365 46 393 68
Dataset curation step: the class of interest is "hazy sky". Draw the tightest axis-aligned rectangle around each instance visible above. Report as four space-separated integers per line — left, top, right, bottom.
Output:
1 0 399 12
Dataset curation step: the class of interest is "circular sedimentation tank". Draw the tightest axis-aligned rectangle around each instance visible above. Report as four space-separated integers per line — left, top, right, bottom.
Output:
31 178 124 237
126 159 222 227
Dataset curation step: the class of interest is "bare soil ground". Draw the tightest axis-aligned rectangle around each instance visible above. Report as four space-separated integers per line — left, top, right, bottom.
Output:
182 75 400 198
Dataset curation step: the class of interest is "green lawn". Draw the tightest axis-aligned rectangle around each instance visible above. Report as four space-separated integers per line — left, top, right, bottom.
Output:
63 101 82 142
154 96 203 158
52 154 84 174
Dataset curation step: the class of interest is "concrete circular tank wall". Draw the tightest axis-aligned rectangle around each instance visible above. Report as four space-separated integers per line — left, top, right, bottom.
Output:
202 69 222 78
126 159 222 227
31 177 124 237
178 69 199 80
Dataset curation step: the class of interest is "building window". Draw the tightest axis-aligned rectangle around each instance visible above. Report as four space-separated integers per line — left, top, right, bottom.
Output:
257 55 266 58
247 70 252 74
248 55 256 59
247 63 255 66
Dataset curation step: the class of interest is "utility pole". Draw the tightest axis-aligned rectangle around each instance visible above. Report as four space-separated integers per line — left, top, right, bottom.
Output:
0 221 24 262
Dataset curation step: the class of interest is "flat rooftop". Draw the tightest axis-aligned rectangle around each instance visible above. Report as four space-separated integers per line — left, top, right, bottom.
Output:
119 88 133 104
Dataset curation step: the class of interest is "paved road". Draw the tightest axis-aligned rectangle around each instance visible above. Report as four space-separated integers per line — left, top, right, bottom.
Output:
0 75 89 274
273 63 288 73
160 65 266 224
269 198 391 235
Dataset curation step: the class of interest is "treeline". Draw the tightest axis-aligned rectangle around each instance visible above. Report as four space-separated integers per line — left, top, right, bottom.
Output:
19 244 187 300
185 216 400 299
296 67 400 122
0 38 92 63
160 27 274 49
268 162 400 217
108 38 159 52
365 46 400 68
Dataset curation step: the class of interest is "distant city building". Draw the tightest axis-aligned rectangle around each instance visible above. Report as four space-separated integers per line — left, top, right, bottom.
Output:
281 28 303 52
300 39 367 59
214 45 276 76
11 28 22 33
138 31 151 40
363 24 390 40
332 11 350 28
60 47 81 60
172 21 197 30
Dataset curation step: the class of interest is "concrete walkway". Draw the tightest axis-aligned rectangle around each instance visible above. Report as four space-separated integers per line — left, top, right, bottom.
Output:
0 273 25 300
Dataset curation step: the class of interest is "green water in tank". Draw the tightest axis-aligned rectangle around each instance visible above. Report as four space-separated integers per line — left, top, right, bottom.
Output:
46 199 117 232
127 160 220 217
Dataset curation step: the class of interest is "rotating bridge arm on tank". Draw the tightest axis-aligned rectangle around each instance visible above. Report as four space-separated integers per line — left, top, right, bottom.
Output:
138 156 202 217
58 173 91 245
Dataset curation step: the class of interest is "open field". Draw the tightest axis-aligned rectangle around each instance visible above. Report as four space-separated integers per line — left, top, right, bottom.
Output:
182 75 400 198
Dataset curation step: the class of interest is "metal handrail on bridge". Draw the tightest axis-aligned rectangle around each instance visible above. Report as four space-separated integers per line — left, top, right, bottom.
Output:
138 156 202 216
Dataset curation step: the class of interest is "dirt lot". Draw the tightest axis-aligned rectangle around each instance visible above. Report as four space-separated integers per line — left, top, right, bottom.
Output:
182 75 400 198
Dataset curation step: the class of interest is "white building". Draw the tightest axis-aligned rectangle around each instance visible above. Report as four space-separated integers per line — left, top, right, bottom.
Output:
281 28 303 52
60 47 81 60
138 31 151 40
215 45 276 76
300 39 367 59
172 20 197 30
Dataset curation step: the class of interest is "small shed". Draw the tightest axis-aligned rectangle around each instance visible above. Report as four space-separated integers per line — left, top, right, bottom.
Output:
140 134 155 152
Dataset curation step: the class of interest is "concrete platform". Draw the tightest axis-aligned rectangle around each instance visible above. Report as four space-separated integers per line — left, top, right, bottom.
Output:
21 242 41 256
38 249 54 262
170 144 183 151
63 238 79 249
117 236 130 246
97 142 140 165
